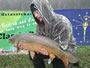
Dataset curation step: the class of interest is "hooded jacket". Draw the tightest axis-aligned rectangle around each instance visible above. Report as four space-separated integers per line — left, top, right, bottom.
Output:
30 0 77 54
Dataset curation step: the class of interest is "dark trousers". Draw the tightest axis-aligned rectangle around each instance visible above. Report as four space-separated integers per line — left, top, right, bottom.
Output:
28 51 71 68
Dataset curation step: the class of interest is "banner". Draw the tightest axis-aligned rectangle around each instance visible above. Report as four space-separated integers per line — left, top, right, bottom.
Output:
0 12 36 49
0 9 90 49
54 9 90 46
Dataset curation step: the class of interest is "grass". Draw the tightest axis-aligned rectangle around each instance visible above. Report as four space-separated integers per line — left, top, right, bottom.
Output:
0 46 90 68
75 46 90 68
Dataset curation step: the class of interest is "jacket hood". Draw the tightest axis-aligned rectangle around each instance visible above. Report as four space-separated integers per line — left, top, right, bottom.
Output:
30 0 57 36
30 0 55 25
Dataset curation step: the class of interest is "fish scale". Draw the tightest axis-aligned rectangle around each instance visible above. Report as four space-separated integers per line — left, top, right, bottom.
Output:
19 33 60 48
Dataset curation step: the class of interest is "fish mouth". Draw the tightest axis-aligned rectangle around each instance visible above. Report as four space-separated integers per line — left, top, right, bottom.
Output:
8 39 14 43
8 39 11 43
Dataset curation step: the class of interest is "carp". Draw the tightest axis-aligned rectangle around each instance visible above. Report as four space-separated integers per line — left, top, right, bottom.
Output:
8 33 78 68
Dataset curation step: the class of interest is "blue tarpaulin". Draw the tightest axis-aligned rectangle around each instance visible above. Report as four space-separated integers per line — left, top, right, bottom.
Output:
54 9 90 45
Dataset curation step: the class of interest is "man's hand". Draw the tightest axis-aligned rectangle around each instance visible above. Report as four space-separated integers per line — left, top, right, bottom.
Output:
14 44 23 49
39 48 48 56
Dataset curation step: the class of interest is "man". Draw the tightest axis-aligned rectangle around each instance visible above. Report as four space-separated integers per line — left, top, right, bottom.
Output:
29 0 77 68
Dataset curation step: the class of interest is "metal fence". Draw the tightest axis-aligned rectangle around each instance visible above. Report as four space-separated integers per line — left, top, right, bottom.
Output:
0 0 90 11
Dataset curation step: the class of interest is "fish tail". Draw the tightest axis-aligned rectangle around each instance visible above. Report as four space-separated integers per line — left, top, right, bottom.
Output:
65 52 78 63
60 52 78 68
16 41 20 53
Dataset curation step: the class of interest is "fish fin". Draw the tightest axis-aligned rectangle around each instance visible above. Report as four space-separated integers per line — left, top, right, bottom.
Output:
62 58 69 68
30 51 35 59
16 48 20 53
16 45 20 53
49 54 55 61
15 41 20 53
36 51 39 54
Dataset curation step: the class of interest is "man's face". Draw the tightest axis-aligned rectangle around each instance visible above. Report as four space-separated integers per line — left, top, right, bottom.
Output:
33 10 43 22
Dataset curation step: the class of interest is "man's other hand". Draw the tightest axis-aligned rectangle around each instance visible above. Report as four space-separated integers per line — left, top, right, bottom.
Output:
39 48 48 56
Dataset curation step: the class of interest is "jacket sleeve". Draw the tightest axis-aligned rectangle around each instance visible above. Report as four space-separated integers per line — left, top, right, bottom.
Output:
53 15 76 52
58 24 71 50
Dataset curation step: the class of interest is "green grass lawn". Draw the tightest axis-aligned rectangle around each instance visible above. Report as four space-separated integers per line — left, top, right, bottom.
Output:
0 46 90 68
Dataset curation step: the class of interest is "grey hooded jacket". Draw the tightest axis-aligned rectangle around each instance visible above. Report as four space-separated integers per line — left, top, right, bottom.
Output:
30 0 77 54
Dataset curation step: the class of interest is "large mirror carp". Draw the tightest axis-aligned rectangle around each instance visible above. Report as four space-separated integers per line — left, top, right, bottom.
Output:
8 33 78 68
